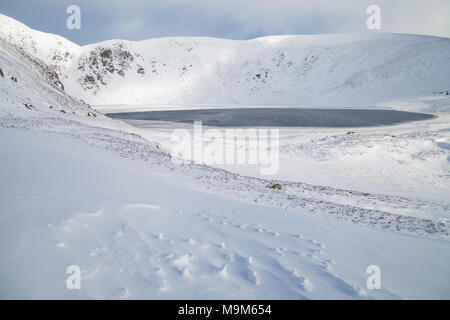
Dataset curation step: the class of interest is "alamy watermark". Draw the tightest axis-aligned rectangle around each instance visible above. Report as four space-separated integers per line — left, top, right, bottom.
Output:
170 121 279 175
66 265 81 290
366 265 381 290
66 5 81 30
367 5 381 30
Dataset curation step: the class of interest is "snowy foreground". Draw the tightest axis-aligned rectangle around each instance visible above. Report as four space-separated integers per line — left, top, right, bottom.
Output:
1 116 449 299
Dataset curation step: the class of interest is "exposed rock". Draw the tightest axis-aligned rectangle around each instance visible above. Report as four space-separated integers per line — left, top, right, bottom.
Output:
0 68 4 77
84 75 95 83
270 183 282 190
45 68 64 91
77 43 135 92
99 49 112 59
87 111 97 117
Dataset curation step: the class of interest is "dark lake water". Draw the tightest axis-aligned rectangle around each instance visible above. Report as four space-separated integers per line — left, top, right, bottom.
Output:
106 108 435 127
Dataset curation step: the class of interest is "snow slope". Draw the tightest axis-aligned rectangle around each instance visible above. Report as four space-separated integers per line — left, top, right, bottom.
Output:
1 13 449 108
1 125 450 299
120 115 450 206
0 37 90 118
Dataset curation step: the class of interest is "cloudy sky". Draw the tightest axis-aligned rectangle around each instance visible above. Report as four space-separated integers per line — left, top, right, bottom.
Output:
1 0 449 45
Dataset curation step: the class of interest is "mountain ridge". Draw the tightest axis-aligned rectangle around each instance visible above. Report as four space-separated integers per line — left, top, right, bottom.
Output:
1 13 449 108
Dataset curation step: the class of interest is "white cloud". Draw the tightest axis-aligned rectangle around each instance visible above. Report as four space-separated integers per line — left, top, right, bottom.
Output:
3 0 449 43
96 0 450 38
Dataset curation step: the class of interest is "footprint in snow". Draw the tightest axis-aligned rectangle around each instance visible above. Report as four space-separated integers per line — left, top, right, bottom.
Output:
291 270 314 293
223 253 234 262
199 214 214 222
213 241 227 249
230 254 260 285
309 248 325 256
216 264 229 279
169 253 195 279
275 247 285 255
305 238 324 247
247 270 260 285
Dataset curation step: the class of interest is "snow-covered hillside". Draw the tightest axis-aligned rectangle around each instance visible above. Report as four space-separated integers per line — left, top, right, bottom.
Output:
0 37 91 118
1 13 449 107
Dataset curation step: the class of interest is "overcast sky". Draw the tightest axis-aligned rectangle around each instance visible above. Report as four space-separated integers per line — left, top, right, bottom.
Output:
1 0 449 45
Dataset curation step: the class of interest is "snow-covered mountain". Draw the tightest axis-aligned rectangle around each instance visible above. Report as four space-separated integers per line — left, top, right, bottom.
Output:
1 13 449 107
0 22 91 118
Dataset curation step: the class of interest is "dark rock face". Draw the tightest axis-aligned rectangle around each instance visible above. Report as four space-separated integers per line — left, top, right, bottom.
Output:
83 75 96 89
137 66 145 75
45 68 64 91
77 43 135 93
99 49 112 59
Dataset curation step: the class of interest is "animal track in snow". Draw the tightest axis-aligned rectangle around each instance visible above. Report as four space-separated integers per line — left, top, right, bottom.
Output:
229 254 260 285
169 253 196 279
